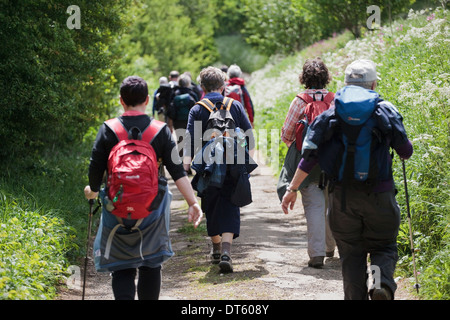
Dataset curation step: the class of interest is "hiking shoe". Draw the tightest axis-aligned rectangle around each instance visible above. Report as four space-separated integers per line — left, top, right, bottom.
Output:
211 250 221 265
308 256 324 268
219 253 233 273
371 287 393 300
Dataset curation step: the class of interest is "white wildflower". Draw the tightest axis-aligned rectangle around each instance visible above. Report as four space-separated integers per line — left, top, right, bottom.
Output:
412 134 434 143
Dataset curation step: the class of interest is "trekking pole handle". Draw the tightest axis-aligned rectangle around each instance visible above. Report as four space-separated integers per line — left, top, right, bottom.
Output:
88 198 101 216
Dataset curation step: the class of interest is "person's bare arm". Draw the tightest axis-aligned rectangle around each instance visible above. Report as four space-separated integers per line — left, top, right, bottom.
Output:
281 168 309 214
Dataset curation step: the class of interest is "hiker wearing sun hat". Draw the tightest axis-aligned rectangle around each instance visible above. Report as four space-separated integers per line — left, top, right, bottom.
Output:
282 59 413 300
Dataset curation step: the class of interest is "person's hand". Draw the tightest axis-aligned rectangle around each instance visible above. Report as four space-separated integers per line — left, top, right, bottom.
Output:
183 163 191 173
188 203 203 228
84 185 99 200
281 191 297 214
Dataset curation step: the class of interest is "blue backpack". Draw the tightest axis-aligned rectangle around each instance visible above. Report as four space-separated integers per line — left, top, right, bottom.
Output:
308 86 394 209
333 86 381 183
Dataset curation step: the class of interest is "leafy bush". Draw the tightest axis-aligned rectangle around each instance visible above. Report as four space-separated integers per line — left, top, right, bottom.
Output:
377 8 449 299
242 0 321 56
0 140 94 300
0 192 77 300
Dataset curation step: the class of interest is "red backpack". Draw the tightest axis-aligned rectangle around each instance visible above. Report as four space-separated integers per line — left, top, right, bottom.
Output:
104 118 166 220
295 92 335 152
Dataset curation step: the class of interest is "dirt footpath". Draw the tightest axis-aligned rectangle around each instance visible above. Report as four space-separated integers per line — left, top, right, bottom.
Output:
59 154 416 300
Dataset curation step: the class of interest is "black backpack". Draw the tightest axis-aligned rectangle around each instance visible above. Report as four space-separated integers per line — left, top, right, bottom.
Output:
155 84 174 112
197 97 236 140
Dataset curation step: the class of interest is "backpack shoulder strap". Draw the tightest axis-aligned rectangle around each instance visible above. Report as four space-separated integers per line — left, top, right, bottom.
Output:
196 98 214 113
105 118 128 141
323 92 335 105
223 97 234 111
105 118 166 144
141 119 166 144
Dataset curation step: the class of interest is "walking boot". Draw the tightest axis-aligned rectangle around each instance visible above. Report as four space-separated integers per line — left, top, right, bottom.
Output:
371 286 393 300
219 253 233 273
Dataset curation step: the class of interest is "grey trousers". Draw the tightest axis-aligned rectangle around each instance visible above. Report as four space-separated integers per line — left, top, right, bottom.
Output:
300 184 336 258
329 187 401 300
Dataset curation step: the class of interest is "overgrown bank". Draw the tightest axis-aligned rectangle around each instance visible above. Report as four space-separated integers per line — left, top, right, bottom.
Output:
0 145 91 299
249 7 449 300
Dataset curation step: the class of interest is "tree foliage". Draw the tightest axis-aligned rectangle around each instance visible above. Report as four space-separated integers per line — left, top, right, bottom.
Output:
114 0 219 83
241 0 418 56
306 0 417 38
213 0 247 36
242 0 319 56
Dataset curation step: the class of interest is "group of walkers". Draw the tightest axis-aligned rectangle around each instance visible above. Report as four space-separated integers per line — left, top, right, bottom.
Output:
83 57 413 301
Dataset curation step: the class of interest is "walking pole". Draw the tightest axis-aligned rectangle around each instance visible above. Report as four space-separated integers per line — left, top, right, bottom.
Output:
401 159 420 294
82 198 100 300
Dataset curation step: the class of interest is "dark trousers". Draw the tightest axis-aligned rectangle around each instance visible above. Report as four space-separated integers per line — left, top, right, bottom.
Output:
112 266 161 300
329 187 400 300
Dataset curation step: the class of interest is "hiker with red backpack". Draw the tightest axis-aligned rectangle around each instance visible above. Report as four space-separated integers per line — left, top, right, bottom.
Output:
224 64 255 127
84 76 202 300
280 58 336 268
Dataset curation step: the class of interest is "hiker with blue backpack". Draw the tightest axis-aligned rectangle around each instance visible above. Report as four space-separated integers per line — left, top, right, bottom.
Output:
183 66 256 273
84 76 202 300
281 60 413 300
279 57 336 269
